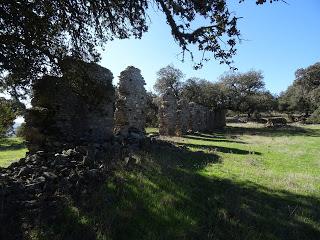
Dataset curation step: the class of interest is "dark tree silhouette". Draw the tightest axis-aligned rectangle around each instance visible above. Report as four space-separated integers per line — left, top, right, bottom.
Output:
0 0 280 99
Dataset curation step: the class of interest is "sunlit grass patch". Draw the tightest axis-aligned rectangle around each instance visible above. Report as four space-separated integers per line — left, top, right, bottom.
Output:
0 137 27 167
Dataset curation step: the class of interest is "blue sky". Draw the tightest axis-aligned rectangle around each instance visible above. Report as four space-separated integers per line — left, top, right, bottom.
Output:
100 0 320 94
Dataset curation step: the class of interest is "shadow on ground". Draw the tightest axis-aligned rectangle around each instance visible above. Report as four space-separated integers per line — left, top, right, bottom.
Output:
183 134 247 144
31 140 320 240
179 142 261 155
224 124 320 137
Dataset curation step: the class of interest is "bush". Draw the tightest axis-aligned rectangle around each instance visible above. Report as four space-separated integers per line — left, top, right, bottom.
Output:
306 107 320 124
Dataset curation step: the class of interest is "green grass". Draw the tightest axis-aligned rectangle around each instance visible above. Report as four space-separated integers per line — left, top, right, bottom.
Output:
10 124 320 239
0 137 27 167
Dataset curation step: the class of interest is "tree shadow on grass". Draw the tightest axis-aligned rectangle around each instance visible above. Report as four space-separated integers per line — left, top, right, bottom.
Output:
224 124 320 137
183 135 247 144
34 141 320 240
179 142 261 155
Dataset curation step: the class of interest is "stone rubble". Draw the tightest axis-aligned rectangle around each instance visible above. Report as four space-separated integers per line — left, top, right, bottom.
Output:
0 137 134 240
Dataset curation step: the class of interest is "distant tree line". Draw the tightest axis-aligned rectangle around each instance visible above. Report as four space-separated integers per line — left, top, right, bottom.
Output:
147 61 320 126
147 65 278 126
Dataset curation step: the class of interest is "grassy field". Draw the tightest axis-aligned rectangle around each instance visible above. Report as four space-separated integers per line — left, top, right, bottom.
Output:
2 124 320 239
0 137 27 167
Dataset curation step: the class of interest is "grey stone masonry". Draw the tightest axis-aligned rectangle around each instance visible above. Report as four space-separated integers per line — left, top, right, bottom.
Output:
159 88 177 136
114 66 147 137
176 99 190 136
25 59 115 153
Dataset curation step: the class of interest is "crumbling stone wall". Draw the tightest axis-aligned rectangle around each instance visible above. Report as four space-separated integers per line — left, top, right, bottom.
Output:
25 59 114 153
206 110 216 131
159 88 177 136
114 66 147 137
176 99 190 136
188 102 208 132
159 96 226 136
198 105 209 132
212 109 227 129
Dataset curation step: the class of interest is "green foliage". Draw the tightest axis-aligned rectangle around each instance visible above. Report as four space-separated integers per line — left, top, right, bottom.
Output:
219 70 276 116
0 98 17 136
154 65 184 98
279 62 320 116
306 107 320 124
1 1 282 99
181 77 227 109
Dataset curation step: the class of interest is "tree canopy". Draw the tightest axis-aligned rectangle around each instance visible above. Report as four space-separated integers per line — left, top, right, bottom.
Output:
219 70 276 116
154 65 184 98
279 62 320 117
181 78 227 110
0 0 279 99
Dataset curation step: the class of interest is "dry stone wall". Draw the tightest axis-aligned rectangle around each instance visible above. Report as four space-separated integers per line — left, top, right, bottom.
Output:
212 109 227 129
160 99 226 136
25 59 114 153
188 102 208 132
159 88 177 136
176 99 190 136
114 66 147 138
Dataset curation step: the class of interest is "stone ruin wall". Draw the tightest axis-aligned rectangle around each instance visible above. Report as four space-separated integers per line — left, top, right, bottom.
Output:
176 99 190 136
114 66 147 137
212 109 227 129
24 57 224 150
159 97 226 136
158 88 177 136
25 59 115 153
25 61 150 153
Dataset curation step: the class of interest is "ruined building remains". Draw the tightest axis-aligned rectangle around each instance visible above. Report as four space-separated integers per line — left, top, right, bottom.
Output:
176 99 190 136
25 59 114 153
160 99 226 136
159 88 177 136
114 66 147 137
188 102 208 132
212 109 227 129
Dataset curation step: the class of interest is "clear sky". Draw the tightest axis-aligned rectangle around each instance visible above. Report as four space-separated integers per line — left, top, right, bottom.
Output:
100 0 320 94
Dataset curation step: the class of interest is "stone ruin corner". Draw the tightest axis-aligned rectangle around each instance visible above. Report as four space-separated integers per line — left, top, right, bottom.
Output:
25 59 115 153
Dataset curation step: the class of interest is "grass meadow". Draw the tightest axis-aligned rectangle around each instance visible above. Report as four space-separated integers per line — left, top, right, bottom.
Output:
1 123 320 239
